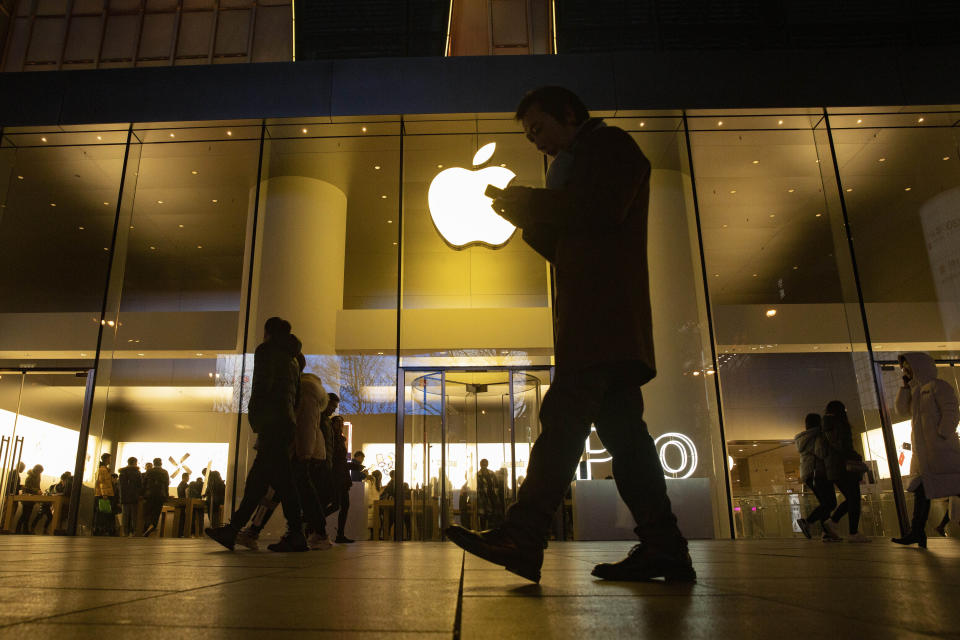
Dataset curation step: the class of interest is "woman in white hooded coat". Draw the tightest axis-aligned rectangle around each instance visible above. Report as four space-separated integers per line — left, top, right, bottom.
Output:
892 352 960 548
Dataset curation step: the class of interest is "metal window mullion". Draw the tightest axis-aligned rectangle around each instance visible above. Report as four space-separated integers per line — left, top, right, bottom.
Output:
131 0 145 66
681 112 736 539
94 0 107 68
440 370 447 539
56 0 74 69
508 370 517 503
244 3 255 62
230 121 268 516
168 0 183 65
207 0 220 64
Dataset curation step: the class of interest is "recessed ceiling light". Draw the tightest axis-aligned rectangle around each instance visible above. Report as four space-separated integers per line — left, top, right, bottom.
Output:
129 226 134 230
729 189 737 194
103 202 110 206
211 199 218 203
752 160 759 164
904 187 912 191
717 121 723 126
721 224 728 228
103 247 109 251
302 128 308 134
777 120 784 125
500 163 506 167
80 353 87 357
765 309 777 317
178 224 184 228
437 164 443 168
381 195 387 199
138 353 145 357
149 246 157 250
639 122 646 127
191 170 199 175
197 245 203 249
361 126 368 133
374 165 381 170
226 130 232 136
769 214 776 218
17 175 23 180
856 119 862 124
196 352 203 356
944 156 951 161
157 200 164 204
96 135 102 141
787 188 795 193
49 203 56 207
169 133 175 138
815 213 823 217
845 188 853 192
918 117 925 123
878 157 886 162
377 351 384 355
752 273 759 277
713 273 719 277
392 242 397 245
41 137 47 142
793 265 799 270
387 220 393 224
78 226 85 230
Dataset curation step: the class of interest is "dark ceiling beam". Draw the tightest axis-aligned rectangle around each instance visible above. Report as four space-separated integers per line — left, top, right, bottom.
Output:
1 45 959 126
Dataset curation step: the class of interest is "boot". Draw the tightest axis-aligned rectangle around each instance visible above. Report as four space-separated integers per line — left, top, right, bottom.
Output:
592 543 696 583
445 524 543 583
891 527 927 549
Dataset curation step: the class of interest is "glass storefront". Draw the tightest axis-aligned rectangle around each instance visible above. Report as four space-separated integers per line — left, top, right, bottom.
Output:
1 105 956 540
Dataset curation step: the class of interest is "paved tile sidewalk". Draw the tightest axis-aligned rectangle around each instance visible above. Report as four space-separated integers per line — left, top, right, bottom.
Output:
0 536 957 638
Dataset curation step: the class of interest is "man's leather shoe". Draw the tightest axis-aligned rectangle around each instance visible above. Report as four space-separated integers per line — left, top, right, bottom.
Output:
591 543 696 582
445 524 543 583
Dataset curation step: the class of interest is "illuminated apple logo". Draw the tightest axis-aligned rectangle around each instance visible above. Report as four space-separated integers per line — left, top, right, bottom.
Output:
428 142 516 249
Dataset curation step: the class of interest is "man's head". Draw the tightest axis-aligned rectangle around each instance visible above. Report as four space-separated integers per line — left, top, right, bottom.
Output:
16 461 25 472
153 458 163 468
145 462 153 471
127 457 137 466
101 452 111 465
296 352 306 372
181 474 189 482
332 416 344 433
32 464 43 474
264 316 291 343
354 451 365 463
804 413 821 431
326 392 340 416
480 458 489 469
515 86 589 157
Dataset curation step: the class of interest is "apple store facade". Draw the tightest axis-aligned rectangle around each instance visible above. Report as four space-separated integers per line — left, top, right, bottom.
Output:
1 55 958 541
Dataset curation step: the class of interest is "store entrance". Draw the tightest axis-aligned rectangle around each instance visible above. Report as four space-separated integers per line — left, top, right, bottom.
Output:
0 369 94 535
396 367 551 541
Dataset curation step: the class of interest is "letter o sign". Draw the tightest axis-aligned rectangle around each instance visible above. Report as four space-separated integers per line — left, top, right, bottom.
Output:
654 432 698 479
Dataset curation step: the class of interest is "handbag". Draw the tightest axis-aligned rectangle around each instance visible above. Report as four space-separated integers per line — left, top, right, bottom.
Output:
97 497 113 514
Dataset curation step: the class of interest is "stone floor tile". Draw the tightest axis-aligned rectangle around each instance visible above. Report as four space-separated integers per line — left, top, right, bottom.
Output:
0 622 450 639
53 575 459 632
0 586 160 626
458 593 933 640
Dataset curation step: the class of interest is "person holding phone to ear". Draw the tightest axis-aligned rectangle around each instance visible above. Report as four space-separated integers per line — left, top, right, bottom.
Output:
893 352 960 548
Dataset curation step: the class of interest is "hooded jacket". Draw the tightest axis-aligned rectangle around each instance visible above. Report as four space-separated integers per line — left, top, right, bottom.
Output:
293 373 329 460
794 427 826 482
896 352 960 498
248 333 302 439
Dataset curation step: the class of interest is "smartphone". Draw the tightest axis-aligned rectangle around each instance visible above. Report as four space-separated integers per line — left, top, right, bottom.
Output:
484 184 504 199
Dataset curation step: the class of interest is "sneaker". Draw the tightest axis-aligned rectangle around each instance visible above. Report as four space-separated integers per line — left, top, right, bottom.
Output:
591 543 696 583
846 532 871 543
334 535 354 544
445 524 543 583
822 519 842 541
267 531 309 552
235 528 260 551
308 533 333 550
205 525 237 551
797 518 812 539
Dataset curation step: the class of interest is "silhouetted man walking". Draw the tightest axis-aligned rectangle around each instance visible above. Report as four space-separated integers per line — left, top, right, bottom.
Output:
445 86 694 584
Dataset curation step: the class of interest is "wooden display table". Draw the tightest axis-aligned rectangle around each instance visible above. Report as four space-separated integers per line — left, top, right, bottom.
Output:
1 495 66 534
